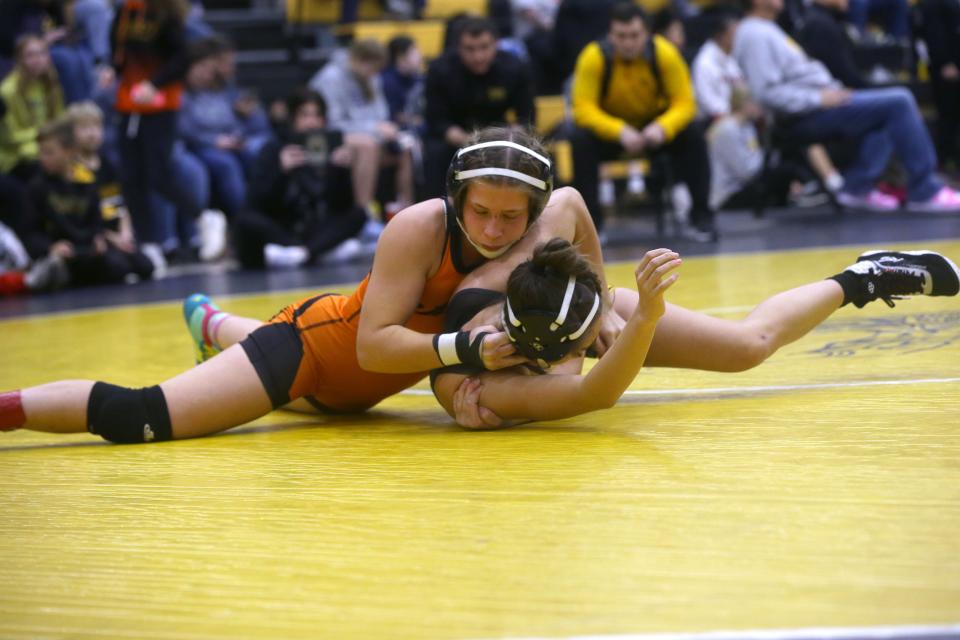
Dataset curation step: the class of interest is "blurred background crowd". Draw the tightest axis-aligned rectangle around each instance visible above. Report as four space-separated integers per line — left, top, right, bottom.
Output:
0 0 957 295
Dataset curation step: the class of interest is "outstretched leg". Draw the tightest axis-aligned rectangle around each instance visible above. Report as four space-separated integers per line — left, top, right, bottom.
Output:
10 344 273 440
612 280 844 372
613 249 960 372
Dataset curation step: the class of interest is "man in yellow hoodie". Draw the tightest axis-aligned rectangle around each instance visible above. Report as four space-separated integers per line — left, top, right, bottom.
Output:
570 1 715 241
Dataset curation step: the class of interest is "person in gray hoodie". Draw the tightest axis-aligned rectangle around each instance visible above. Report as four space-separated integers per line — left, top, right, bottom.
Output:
309 39 415 219
734 0 960 213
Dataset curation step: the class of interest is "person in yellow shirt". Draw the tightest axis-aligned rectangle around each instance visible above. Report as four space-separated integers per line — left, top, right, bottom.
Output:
0 35 65 181
569 1 716 241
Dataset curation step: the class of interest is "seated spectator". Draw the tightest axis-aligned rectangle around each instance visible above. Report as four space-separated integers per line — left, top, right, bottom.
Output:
694 11 842 205
734 0 960 211
179 38 255 222
66 101 149 261
0 35 64 181
652 8 687 56
381 36 424 132
233 89 367 269
510 0 562 93
915 0 960 173
310 38 415 219
797 0 867 89
208 34 272 156
570 2 715 240
423 16 535 197
21 119 153 289
552 0 618 83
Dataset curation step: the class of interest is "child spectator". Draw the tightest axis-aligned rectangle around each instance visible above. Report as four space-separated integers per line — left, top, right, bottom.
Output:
233 89 367 270
380 36 424 132
0 35 64 181
21 119 153 288
67 101 141 259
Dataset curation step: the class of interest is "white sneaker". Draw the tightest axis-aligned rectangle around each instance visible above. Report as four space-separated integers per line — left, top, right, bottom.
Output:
627 170 646 196
599 179 615 207
671 184 692 224
0 222 29 271
358 218 385 243
140 243 168 279
323 238 363 265
264 243 309 269
198 209 228 261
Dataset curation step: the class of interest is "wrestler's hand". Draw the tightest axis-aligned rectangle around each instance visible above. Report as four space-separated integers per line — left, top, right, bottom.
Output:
591 306 625 357
452 377 504 430
635 248 681 322
470 325 529 370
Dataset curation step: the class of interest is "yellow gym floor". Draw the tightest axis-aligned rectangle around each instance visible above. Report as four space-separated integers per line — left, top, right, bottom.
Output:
1 242 959 639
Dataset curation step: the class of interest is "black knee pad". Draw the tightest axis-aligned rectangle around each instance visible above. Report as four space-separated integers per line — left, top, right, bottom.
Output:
87 382 172 444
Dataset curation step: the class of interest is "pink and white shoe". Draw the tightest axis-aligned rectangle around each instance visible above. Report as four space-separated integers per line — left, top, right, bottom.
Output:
906 186 960 213
836 189 900 212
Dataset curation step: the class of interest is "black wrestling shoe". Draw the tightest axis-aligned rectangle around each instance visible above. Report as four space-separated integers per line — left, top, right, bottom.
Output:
841 250 960 307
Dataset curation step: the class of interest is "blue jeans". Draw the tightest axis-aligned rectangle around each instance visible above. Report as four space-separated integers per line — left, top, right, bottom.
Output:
847 0 909 38
194 146 249 218
152 145 210 251
789 87 942 202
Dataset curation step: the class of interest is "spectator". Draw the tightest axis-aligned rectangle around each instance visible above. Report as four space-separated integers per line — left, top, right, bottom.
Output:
797 0 867 89
310 39 415 215
0 35 64 181
915 0 960 172
0 0 94 103
208 34 272 156
570 2 716 240
511 0 562 93
381 36 424 131
652 7 687 55
423 16 535 197
21 118 153 288
552 0 618 83
734 0 960 211
180 38 254 222
233 89 367 270
110 0 204 268
692 12 746 121
67 101 126 231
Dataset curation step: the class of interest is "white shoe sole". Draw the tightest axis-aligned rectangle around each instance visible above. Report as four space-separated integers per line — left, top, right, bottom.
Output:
858 249 960 295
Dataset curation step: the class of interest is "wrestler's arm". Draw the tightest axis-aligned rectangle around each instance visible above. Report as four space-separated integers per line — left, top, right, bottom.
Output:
436 249 680 425
356 202 450 373
552 187 623 353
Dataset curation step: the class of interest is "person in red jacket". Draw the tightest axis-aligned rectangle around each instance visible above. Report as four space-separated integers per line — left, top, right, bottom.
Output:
110 0 199 259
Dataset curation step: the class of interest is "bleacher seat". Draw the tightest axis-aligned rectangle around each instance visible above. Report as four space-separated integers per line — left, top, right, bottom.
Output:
286 0 383 24
350 20 446 59
423 0 487 19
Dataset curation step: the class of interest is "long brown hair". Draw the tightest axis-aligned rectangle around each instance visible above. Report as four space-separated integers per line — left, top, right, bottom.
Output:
13 35 64 124
146 0 189 25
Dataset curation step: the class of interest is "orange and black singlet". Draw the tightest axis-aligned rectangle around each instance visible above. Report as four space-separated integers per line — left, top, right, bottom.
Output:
239 202 475 412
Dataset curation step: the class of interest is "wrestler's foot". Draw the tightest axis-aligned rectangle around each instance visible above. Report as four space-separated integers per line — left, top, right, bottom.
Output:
834 250 960 308
183 293 225 363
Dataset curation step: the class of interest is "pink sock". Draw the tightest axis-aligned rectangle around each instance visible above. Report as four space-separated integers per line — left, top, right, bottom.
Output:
0 390 26 431
204 310 229 349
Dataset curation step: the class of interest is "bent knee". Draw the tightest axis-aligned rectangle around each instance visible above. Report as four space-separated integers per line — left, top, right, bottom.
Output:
721 334 773 372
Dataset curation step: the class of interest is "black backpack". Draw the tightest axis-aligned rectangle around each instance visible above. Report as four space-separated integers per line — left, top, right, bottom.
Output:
596 36 664 102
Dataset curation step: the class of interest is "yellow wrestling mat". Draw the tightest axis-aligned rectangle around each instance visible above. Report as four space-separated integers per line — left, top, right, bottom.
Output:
1 242 959 639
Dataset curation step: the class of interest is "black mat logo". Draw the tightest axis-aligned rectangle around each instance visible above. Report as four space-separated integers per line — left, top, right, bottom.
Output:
806 311 960 357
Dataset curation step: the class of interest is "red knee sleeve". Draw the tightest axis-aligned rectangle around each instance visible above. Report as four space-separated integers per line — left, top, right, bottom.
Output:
0 390 26 431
